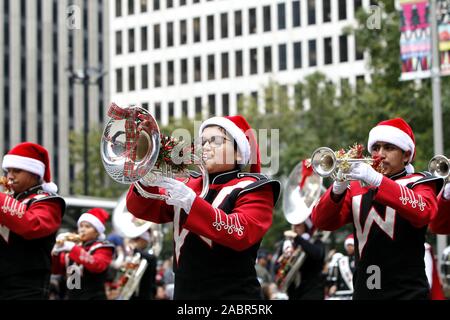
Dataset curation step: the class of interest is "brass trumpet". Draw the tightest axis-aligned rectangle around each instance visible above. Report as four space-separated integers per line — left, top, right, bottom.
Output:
428 155 449 182
310 146 380 181
56 233 82 245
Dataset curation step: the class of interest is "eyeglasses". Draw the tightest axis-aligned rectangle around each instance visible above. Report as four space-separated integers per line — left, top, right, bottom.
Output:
201 135 231 147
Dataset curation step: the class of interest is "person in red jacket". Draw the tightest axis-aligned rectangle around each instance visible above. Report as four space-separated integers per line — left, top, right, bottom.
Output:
0 142 65 300
429 183 450 234
311 118 443 300
126 115 280 299
52 208 114 300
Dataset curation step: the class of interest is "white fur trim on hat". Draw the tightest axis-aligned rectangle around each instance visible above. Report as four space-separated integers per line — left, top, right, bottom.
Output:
42 182 58 193
78 213 105 234
2 155 45 178
344 238 354 247
199 117 251 165
367 125 415 163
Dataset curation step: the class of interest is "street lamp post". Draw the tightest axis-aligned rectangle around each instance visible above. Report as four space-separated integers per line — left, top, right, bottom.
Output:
69 67 107 195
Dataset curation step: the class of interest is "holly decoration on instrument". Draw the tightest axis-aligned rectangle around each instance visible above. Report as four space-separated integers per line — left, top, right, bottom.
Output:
336 143 383 173
155 134 192 173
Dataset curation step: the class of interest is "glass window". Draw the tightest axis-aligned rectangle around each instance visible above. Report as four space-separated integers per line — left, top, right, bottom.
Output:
168 102 174 118
115 31 122 55
355 36 364 60
116 0 122 17
293 42 302 68
278 44 287 70
221 13 228 38
194 56 201 82
181 58 188 84
263 6 271 32
292 1 301 27
308 39 317 66
323 0 331 22
250 48 258 74
167 0 173 8
141 64 148 89
140 0 147 12
354 0 362 14
207 54 215 80
167 60 174 86
339 35 348 62
154 102 161 122
234 11 242 36
324 37 332 64
249 8 257 34
193 17 201 42
222 94 229 115
180 20 187 45
264 46 272 72
277 3 286 30
128 0 134 15
167 22 174 47
338 0 347 20
195 97 202 118
153 24 160 49
128 66 135 91
235 50 243 76
182 100 188 117
307 0 316 25
208 94 216 117
207 15 214 41
116 68 123 92
141 26 148 51
154 62 161 87
128 28 135 53
153 0 160 10
221 52 229 78
180 0 186 6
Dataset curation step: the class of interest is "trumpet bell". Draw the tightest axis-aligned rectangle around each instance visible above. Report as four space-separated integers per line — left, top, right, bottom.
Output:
101 106 160 184
311 147 337 178
428 155 450 180
283 161 324 225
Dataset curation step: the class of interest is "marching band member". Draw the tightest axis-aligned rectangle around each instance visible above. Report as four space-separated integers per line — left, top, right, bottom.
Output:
126 115 280 299
277 219 326 300
326 234 355 300
51 208 114 300
0 142 65 299
429 182 450 234
311 118 444 299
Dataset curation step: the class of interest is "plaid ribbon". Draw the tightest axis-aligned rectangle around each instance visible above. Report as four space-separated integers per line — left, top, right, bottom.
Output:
107 103 150 179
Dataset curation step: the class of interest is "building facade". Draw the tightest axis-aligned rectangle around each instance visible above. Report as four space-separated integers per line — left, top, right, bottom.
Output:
0 0 110 195
110 0 373 126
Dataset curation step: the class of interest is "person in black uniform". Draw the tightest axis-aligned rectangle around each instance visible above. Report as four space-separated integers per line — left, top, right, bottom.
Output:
311 118 443 299
128 231 157 300
126 115 280 299
52 208 114 300
0 142 65 300
279 219 325 300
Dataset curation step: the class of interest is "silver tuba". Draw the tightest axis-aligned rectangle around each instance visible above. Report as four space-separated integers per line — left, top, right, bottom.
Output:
101 103 209 200
428 155 449 182
277 160 329 293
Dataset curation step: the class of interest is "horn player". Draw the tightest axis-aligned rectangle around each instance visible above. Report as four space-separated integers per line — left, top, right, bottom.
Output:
126 115 281 299
311 118 444 300
51 208 114 300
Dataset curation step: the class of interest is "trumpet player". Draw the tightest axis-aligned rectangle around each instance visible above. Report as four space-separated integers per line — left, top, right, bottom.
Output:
51 208 114 300
126 115 280 299
0 142 65 299
429 180 450 234
311 118 444 300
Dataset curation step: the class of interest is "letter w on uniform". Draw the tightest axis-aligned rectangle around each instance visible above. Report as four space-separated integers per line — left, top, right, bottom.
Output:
352 195 395 257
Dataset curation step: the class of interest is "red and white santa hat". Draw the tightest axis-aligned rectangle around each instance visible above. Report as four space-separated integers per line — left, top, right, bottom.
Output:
367 117 415 173
199 115 261 173
2 142 58 193
78 208 110 239
344 234 354 247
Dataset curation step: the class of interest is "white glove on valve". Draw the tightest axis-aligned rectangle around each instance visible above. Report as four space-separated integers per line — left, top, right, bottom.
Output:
347 162 383 187
158 177 196 214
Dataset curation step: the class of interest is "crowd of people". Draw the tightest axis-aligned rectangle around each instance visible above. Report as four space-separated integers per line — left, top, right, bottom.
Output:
0 114 449 300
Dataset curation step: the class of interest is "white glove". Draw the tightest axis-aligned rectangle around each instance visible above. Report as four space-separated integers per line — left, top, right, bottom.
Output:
52 241 76 255
158 178 196 214
332 180 349 195
443 183 450 200
347 162 383 187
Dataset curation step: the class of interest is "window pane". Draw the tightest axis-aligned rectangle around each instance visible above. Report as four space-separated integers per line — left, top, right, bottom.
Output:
324 37 332 64
193 17 201 42
234 11 242 36
277 3 286 30
153 0 160 10
292 1 301 27
208 94 215 117
182 100 188 117
250 48 258 74
221 13 228 38
249 8 257 34
264 46 272 72
167 60 174 86
293 42 302 68
141 26 147 51
116 0 122 17
278 44 287 70
235 50 243 76
207 15 214 41
323 0 331 22
308 40 317 66
115 31 122 55
222 94 229 115
140 0 147 12
116 68 123 92
339 0 347 20
129 66 135 91
128 28 135 53
307 0 316 25
180 20 187 45
141 64 148 89
263 6 271 32
339 35 348 62
194 56 201 82
167 22 174 47
181 58 188 84
153 24 160 49
154 62 161 87
128 0 134 15
221 52 229 78
207 54 215 80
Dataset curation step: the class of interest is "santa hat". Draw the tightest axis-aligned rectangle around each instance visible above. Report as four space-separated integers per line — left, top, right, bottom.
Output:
367 118 415 173
2 142 58 193
199 115 261 173
78 208 110 239
344 234 354 247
